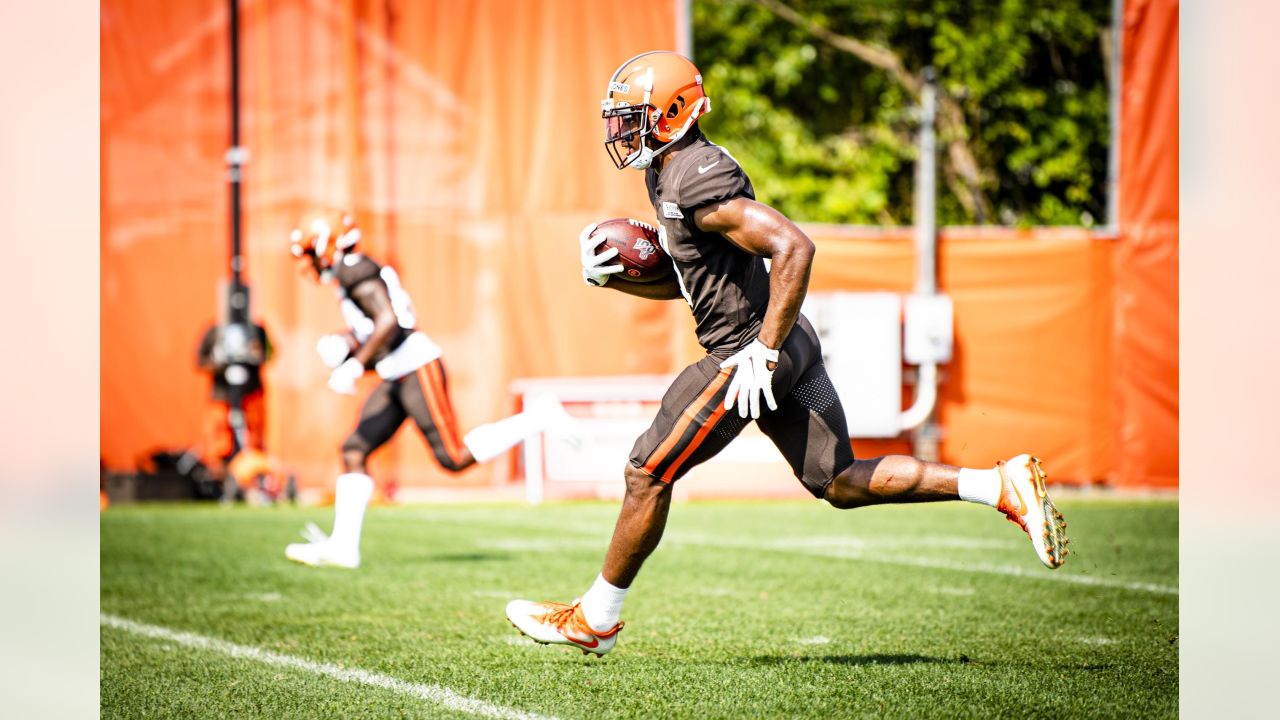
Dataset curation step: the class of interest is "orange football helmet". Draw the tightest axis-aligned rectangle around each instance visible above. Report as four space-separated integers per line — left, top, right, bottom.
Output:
289 212 360 281
601 51 711 170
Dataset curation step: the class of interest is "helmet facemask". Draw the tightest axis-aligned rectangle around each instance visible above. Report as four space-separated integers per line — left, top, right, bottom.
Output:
290 231 330 283
289 215 360 283
602 105 653 170
601 101 705 171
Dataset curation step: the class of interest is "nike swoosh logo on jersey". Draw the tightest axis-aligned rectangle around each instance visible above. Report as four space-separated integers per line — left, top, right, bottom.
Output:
698 160 720 174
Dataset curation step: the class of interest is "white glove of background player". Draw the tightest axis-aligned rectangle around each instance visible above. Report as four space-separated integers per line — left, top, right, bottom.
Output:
327 357 364 395
720 339 780 419
579 222 623 286
316 334 352 369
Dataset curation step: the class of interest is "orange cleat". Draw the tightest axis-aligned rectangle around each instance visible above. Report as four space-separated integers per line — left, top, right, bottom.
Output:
996 454 1069 569
505 599 623 656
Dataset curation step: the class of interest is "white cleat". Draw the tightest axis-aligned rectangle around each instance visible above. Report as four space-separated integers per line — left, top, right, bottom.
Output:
505 599 623 656
996 454 1069 569
300 522 330 544
526 393 584 451
285 540 360 569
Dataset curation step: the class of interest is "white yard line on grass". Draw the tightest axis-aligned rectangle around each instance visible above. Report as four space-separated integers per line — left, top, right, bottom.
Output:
795 636 831 645
101 614 558 720
1078 637 1118 645
396 512 1178 596
666 536 1179 595
858 553 1179 595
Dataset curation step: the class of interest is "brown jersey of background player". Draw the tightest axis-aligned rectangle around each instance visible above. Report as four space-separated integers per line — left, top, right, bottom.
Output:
505 51 1068 657
331 252 412 368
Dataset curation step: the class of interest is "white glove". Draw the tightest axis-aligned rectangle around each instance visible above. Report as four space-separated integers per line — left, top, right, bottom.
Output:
316 333 352 369
328 357 364 395
579 222 623 286
720 339 780 419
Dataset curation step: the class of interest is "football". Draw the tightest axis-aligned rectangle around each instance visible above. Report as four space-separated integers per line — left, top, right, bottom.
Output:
591 218 672 283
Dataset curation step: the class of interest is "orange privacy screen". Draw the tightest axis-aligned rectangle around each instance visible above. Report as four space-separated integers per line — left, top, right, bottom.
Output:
102 0 1177 488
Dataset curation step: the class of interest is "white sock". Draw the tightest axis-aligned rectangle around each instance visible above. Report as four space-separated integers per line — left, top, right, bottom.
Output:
580 573 628 633
328 473 374 550
957 466 1001 508
463 395 566 463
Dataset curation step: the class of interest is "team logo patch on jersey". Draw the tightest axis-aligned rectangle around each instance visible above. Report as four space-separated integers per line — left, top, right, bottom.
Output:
633 238 657 260
662 201 684 219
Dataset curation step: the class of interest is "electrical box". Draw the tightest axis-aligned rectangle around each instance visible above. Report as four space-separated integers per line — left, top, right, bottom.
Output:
904 294 954 364
802 292 903 438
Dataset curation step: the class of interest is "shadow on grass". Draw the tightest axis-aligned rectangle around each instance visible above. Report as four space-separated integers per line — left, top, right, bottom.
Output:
751 653 956 667
414 552 514 563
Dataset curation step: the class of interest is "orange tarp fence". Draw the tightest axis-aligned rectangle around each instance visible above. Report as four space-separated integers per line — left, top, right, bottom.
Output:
102 0 1177 489
801 226 1116 483
1115 0 1178 487
102 0 682 488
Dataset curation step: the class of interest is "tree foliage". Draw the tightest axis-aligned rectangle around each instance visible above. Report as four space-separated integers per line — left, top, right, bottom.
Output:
692 0 1112 226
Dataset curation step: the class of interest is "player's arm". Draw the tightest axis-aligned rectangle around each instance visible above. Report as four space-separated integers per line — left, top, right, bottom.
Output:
196 327 222 371
577 222 679 299
599 275 683 300
348 279 398 368
693 197 815 350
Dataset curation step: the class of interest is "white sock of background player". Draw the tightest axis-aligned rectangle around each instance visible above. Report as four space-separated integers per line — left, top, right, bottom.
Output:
328 473 374 551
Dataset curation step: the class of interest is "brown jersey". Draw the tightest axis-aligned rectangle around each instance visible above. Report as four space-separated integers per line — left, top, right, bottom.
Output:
333 252 414 363
646 135 769 353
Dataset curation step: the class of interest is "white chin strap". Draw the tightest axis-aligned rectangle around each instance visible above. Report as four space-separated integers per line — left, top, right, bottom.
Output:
624 145 656 170
622 98 707 171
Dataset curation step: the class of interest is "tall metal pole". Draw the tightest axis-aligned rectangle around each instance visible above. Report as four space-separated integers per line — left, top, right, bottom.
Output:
677 0 693 60
228 0 246 322
1106 0 1123 229
913 68 937 296
911 68 941 462
223 0 250 473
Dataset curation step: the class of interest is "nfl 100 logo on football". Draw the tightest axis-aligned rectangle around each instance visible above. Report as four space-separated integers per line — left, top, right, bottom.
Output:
632 237 657 260
625 219 660 259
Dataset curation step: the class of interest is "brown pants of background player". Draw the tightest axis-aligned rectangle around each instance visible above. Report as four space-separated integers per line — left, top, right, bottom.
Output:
340 358 477 474
608 316 963 587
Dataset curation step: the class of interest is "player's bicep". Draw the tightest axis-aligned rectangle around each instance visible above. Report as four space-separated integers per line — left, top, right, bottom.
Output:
693 197 799 257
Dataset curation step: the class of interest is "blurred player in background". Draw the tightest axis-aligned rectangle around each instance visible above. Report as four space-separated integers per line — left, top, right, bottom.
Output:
196 318 271 483
286 212 569 569
507 52 1069 655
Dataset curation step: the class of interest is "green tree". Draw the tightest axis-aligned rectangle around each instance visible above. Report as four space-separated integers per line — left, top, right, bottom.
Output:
692 0 1112 226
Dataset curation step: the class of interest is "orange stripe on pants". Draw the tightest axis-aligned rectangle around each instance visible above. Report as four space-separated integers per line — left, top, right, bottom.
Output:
642 368 732 480
416 362 465 464
661 397 730 482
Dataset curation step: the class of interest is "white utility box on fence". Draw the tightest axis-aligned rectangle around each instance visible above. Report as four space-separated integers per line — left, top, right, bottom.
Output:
904 293 954 364
508 376 803 504
801 292 904 438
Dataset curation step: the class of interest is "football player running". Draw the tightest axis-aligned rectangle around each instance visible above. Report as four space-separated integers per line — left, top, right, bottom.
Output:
507 52 1068 655
285 213 569 569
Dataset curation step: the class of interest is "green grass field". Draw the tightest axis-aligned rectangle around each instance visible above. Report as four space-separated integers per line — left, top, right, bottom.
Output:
101 497 1177 719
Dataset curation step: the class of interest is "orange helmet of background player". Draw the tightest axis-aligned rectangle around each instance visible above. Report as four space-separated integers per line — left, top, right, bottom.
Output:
289 212 360 281
601 51 711 170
